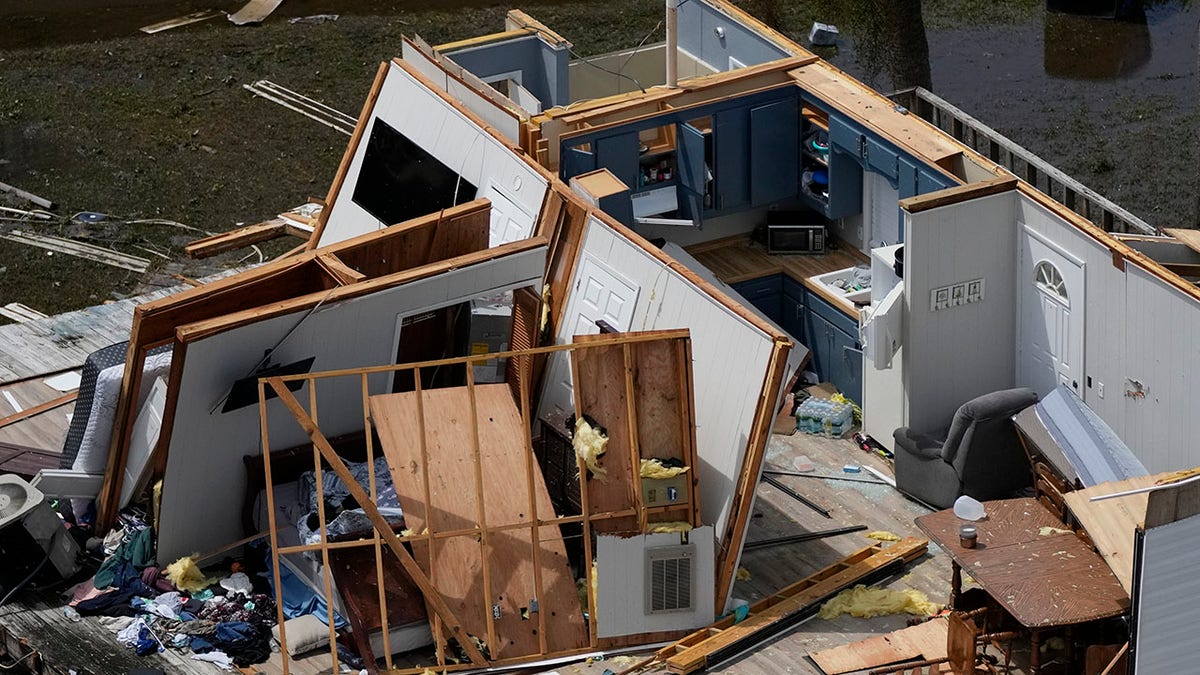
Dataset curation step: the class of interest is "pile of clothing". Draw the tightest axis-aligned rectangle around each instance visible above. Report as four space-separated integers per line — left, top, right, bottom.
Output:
70 515 278 669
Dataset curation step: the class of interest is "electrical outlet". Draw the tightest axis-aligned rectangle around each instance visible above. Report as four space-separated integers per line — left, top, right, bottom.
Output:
1098 382 1105 398
949 283 966 307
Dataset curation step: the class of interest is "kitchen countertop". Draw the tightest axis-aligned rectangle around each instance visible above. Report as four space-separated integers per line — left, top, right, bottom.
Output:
685 234 870 317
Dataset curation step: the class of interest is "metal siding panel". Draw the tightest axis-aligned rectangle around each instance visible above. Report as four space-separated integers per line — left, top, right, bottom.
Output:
1135 515 1200 672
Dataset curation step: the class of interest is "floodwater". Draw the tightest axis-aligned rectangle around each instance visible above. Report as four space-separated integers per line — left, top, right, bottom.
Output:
821 0 1200 228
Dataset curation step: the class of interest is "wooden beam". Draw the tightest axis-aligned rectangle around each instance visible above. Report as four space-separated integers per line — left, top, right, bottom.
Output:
266 378 489 666
315 253 366 285
0 391 78 429
184 221 286 258
899 176 1018 214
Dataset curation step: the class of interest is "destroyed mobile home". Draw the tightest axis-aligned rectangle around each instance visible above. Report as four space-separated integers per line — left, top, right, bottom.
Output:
2 0 1200 673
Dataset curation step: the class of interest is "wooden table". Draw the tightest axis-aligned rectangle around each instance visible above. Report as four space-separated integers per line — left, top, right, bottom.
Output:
915 498 1129 674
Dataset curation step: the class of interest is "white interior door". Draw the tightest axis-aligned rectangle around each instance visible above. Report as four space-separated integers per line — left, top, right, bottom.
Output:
482 181 534 246
541 255 640 415
122 377 166 508
1018 227 1085 398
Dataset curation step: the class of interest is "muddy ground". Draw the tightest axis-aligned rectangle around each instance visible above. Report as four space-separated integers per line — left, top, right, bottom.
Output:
0 0 1195 316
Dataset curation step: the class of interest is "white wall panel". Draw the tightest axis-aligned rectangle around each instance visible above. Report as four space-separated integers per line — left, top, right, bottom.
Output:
157 247 547 562
904 192 1018 430
318 62 544 247
1016 195 1200 473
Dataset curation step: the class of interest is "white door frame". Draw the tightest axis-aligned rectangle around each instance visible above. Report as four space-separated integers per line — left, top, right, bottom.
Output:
1016 224 1086 397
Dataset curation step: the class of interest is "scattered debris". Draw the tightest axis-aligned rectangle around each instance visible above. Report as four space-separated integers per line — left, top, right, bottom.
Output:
0 302 48 324
0 230 150 273
808 22 840 47
288 14 339 25
0 180 54 210
735 566 751 581
865 530 901 541
1039 526 1072 536
228 0 284 26
810 616 949 675
139 10 225 34
243 80 355 135
743 525 868 551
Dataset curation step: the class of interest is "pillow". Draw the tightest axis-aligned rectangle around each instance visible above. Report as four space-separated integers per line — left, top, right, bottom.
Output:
271 614 332 656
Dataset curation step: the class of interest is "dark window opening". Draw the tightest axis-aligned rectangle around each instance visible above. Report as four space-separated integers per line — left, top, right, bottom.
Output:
351 119 477 227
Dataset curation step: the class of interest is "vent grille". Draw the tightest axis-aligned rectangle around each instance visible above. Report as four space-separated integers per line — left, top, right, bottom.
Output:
646 544 694 614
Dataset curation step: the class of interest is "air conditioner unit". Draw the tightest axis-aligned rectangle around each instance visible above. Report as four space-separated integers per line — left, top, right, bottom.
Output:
0 474 80 593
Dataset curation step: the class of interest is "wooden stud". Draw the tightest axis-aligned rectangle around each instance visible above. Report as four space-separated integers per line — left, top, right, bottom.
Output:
316 253 366 285
411 370 445 665
463 368 500 655
518 359 549 655
361 372 393 670
569 351 599 649
621 343 646 531
259 381 291 674
308 380 341 674
267 379 488 666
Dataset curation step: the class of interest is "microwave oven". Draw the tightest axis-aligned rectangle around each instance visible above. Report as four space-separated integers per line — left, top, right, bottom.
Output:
767 223 825 255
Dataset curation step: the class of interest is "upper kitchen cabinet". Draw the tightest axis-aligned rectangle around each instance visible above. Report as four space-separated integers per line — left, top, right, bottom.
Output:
749 98 800 207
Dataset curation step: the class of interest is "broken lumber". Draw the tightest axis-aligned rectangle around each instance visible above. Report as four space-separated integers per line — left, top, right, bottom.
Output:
0 303 48 323
243 80 356 135
810 616 949 674
0 230 149 272
140 9 224 34
0 391 78 430
0 181 53 209
228 0 283 25
184 220 286 258
659 538 928 674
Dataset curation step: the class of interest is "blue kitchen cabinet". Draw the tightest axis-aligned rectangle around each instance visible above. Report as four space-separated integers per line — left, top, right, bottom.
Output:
731 275 783 324
805 292 863 404
781 277 807 346
713 107 750 212
749 99 800 207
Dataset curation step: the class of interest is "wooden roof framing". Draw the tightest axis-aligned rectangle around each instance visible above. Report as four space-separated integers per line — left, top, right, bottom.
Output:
96 198 496 528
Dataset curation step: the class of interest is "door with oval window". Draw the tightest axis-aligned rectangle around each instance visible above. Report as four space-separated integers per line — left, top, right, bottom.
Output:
1017 227 1085 398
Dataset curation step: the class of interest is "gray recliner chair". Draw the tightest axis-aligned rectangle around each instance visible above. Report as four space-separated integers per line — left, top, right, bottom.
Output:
893 388 1039 509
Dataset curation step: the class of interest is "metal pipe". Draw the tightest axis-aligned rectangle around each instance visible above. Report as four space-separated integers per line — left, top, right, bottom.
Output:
762 473 832 518
742 525 867 551
665 0 678 88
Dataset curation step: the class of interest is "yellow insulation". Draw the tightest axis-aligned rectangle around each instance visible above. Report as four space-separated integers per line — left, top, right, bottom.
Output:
865 531 902 541
640 458 688 479
165 556 214 593
649 521 693 534
818 585 941 620
574 418 609 481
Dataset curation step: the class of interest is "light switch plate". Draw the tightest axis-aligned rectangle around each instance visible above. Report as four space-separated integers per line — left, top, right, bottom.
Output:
949 283 966 306
930 286 950 311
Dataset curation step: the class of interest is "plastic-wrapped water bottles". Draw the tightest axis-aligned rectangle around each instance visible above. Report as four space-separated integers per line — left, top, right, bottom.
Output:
794 397 854 438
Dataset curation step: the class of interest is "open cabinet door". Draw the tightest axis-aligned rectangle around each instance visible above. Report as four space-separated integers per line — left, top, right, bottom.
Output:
562 146 597 181
676 122 706 227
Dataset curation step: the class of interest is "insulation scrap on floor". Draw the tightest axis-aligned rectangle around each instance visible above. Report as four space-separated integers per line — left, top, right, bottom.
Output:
1039 526 1072 536
735 566 752 581
574 417 609 480
818 585 941 620
640 458 688 479
164 555 213 593
649 521 693 534
865 530 902 541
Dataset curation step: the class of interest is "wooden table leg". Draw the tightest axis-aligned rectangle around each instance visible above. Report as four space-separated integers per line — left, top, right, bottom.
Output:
950 560 962 609
1029 628 1041 675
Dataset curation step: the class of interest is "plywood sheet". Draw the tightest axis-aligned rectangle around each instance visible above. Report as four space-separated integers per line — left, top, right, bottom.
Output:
810 616 948 674
1164 228 1200 256
1064 473 1169 594
369 384 586 659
